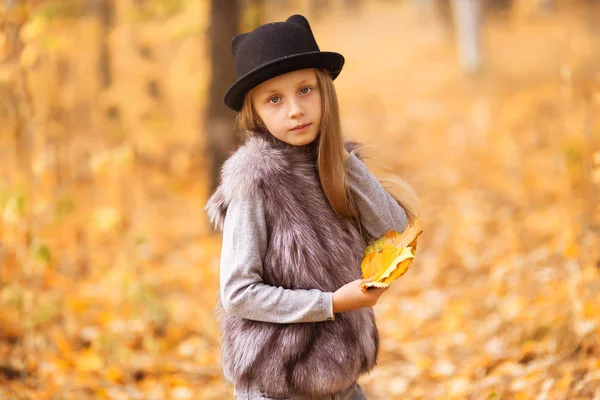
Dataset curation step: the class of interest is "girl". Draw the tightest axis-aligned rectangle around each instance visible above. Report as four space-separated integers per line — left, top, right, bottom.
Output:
205 14 419 400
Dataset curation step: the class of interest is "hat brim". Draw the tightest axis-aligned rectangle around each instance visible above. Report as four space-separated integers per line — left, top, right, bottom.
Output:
224 51 345 111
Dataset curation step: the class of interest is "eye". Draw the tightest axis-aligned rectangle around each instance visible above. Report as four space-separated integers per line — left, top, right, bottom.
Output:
268 95 281 104
300 87 312 95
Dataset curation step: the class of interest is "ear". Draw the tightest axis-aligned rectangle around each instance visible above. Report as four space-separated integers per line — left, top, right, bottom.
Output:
231 33 247 57
286 14 311 31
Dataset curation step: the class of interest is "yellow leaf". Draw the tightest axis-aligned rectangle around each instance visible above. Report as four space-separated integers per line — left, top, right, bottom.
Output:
21 18 46 42
104 365 124 383
583 301 598 318
92 207 121 233
92 388 109 399
0 308 24 340
415 355 432 371
592 167 600 184
172 386 193 399
379 249 415 283
564 239 579 259
515 392 529 400
373 246 414 282
0 64 14 83
52 328 72 355
555 373 571 391
593 150 600 166
89 151 111 177
76 350 103 372
19 45 38 68
361 217 422 292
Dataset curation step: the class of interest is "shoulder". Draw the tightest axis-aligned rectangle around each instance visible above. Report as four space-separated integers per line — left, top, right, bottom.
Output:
343 140 365 161
204 168 269 232
220 135 289 202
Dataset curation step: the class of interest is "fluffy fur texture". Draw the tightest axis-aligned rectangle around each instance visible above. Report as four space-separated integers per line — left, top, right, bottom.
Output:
205 134 377 398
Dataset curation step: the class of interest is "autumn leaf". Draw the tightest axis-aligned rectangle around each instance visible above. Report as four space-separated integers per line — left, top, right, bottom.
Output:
75 349 104 372
361 217 422 293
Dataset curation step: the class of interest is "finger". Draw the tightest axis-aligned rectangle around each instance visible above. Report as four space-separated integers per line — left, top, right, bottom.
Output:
369 287 388 296
363 286 384 295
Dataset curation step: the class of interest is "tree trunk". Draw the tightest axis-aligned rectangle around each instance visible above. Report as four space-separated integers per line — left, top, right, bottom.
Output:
206 0 240 193
451 0 483 73
310 0 330 19
539 0 554 11
341 0 360 11
4 1 33 176
414 0 436 13
434 0 454 34
242 0 264 31
86 0 114 89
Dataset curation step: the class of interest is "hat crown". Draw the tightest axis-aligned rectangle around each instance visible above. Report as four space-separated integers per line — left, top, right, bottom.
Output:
231 15 320 79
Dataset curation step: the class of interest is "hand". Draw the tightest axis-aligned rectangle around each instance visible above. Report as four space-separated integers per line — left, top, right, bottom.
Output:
332 277 388 314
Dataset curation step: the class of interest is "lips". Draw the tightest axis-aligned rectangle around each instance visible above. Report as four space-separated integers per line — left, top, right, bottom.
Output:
291 123 311 131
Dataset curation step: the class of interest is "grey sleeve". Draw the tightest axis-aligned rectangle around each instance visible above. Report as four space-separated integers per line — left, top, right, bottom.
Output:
220 189 335 324
346 152 408 242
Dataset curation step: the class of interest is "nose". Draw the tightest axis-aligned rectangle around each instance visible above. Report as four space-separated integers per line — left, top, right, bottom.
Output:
287 99 305 119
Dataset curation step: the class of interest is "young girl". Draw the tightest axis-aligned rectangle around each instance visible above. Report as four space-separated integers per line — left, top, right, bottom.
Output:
205 14 419 400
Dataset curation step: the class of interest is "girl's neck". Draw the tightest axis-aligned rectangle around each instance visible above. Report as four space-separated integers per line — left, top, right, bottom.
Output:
286 137 318 163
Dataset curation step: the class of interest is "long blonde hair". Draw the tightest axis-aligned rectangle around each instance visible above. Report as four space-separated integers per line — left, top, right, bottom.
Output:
237 68 419 226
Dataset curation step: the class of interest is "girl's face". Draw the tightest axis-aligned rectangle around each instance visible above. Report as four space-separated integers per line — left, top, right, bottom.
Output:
251 68 322 146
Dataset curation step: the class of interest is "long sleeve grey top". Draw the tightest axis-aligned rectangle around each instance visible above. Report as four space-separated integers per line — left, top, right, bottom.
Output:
219 152 408 324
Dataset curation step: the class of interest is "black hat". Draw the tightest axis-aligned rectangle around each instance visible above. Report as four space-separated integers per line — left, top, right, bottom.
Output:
224 14 345 111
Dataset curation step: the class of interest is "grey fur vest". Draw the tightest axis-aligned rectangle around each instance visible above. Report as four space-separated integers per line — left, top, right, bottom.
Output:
205 134 378 397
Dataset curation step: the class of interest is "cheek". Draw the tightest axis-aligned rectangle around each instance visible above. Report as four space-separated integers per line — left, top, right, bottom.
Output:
299 92 317 111
255 107 272 124
258 109 282 131
311 94 322 120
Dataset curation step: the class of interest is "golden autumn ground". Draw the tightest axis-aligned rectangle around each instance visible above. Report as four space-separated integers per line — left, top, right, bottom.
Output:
1 1 600 399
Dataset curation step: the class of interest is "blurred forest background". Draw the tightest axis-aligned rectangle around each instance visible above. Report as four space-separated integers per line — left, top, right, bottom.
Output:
1 0 600 398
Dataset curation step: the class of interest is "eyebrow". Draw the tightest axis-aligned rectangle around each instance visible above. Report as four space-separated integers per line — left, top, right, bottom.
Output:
261 79 316 95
